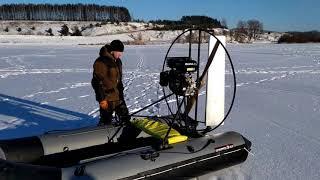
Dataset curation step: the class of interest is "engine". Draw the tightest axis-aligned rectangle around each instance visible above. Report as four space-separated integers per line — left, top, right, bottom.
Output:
160 57 198 96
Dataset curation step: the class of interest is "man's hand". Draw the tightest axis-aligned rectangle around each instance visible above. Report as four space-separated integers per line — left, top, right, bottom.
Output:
99 100 108 110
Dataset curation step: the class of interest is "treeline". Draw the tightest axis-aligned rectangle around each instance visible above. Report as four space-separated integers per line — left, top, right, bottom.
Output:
0 4 131 21
150 16 223 30
278 31 320 43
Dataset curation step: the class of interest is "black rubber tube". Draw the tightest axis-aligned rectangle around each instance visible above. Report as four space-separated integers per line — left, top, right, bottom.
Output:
0 136 44 163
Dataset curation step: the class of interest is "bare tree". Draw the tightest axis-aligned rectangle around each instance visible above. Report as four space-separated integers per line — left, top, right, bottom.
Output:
229 30 234 41
237 20 248 35
234 20 248 42
247 19 263 40
221 18 228 29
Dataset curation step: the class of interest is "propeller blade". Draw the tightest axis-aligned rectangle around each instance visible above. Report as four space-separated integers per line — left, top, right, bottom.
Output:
199 41 220 86
185 41 220 114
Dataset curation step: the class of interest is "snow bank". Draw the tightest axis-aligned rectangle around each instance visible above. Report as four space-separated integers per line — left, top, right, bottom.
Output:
0 21 283 45
0 31 185 45
0 20 152 36
0 34 133 45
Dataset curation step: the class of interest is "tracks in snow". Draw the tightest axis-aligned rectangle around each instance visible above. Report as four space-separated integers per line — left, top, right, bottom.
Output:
234 65 320 88
122 49 164 115
0 53 91 78
0 68 91 79
23 82 91 99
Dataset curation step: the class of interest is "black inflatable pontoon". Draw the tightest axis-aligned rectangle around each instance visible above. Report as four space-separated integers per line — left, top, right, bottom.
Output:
0 125 251 180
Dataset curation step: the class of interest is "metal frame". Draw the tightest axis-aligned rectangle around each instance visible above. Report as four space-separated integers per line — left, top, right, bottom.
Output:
123 28 237 140
161 28 236 132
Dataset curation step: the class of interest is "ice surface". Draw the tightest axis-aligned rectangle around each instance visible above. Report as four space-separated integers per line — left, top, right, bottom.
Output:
0 43 320 179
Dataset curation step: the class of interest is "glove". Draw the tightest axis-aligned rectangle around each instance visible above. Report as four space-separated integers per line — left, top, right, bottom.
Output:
99 100 108 110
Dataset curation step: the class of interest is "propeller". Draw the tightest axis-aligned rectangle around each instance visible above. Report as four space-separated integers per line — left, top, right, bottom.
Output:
185 41 220 114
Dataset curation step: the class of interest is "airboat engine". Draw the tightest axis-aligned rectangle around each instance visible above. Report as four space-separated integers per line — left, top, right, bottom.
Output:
160 57 198 96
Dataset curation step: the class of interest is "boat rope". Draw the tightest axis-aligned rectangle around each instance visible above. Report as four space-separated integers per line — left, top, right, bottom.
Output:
158 139 215 155
243 147 255 157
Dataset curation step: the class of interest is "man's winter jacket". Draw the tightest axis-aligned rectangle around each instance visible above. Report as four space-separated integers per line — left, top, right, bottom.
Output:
91 47 124 104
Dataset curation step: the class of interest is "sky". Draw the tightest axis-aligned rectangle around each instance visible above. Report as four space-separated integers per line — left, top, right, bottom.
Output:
1 0 319 32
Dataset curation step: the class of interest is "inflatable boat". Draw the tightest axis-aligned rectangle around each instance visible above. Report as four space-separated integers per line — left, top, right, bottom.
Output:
0 118 251 180
0 29 252 179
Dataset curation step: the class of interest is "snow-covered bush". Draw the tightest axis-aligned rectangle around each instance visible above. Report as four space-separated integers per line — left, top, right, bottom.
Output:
59 24 70 36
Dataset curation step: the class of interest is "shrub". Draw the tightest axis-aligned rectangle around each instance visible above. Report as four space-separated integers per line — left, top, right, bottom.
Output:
46 28 54 36
278 31 320 43
71 26 82 36
59 24 70 36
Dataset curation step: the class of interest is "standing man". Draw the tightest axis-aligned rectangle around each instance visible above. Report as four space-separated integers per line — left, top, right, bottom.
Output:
92 40 140 142
91 40 129 126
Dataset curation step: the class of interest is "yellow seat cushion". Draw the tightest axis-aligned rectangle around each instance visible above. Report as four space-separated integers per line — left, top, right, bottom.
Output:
132 118 188 144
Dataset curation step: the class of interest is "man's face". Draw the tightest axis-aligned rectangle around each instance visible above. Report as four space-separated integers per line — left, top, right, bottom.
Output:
113 51 123 59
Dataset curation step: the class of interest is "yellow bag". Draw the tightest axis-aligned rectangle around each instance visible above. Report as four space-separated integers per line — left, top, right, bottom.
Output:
132 118 188 145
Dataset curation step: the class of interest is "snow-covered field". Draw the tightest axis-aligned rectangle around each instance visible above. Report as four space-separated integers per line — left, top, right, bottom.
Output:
0 42 320 179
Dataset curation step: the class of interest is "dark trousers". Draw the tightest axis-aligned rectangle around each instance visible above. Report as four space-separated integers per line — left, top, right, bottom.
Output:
98 100 129 125
98 100 141 142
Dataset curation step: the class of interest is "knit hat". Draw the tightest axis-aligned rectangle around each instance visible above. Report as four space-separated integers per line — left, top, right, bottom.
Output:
110 40 124 52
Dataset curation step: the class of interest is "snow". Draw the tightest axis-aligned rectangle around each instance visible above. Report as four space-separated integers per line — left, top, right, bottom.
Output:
0 30 184 45
0 21 183 45
0 21 151 36
0 42 320 180
0 34 133 45
0 21 282 45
